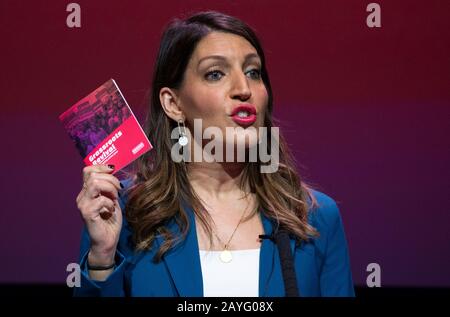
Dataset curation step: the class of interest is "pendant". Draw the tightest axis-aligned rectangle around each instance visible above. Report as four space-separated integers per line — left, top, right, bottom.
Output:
219 249 233 263
178 135 188 146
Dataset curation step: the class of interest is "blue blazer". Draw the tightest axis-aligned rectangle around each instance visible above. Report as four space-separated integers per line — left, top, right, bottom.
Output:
74 186 354 297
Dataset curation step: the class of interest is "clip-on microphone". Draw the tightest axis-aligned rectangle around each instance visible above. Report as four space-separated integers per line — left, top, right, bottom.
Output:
259 231 300 297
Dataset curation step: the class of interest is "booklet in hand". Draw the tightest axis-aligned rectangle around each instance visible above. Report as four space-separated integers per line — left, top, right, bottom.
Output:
59 79 153 172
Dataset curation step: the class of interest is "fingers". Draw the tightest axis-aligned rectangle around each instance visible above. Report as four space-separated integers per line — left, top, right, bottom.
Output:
82 165 121 190
75 165 123 257
86 172 122 193
84 178 120 201
78 194 116 221
82 164 115 183
93 195 116 214
77 164 122 214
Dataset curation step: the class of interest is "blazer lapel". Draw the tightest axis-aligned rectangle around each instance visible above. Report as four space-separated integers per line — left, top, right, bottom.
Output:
155 203 203 297
259 213 285 296
259 212 299 297
154 205 298 297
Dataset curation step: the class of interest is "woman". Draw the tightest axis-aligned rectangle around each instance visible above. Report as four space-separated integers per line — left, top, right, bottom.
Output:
74 11 354 297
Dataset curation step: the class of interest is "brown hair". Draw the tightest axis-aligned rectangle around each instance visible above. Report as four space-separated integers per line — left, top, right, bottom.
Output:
125 11 318 261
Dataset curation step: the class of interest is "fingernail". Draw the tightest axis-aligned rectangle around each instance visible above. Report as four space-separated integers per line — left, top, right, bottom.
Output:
120 182 124 189
108 164 115 170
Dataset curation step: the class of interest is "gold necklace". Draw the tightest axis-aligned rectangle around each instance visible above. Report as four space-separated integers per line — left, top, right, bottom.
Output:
213 202 250 263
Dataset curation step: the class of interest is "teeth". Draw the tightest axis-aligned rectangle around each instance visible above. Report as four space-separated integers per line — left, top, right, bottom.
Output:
237 111 249 118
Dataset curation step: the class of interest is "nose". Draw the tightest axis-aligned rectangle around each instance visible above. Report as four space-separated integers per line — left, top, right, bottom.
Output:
230 72 252 101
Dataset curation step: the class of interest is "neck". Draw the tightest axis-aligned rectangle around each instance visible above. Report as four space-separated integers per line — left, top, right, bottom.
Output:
187 161 249 200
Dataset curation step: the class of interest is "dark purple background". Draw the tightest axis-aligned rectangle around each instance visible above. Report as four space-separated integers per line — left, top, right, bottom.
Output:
1 0 449 287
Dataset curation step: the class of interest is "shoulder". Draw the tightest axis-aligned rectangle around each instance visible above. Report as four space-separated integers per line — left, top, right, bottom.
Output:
305 190 355 296
307 189 343 233
305 189 351 261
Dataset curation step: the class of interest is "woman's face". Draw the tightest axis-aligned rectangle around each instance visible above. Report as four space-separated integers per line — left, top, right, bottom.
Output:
178 31 269 152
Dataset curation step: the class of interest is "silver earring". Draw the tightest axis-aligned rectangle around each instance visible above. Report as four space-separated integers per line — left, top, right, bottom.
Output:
178 119 188 146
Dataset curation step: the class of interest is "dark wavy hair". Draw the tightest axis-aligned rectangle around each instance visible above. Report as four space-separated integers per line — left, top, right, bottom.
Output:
125 11 318 261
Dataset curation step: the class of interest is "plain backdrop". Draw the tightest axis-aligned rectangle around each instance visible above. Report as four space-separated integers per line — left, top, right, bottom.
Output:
0 0 449 287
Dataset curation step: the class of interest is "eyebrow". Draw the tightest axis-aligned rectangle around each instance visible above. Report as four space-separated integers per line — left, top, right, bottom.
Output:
197 53 261 68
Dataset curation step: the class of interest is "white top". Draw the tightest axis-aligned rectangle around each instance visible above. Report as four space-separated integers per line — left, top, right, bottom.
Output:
199 248 260 297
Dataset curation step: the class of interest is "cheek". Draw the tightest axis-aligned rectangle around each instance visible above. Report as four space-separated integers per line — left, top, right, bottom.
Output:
254 85 269 124
256 85 269 108
183 86 225 121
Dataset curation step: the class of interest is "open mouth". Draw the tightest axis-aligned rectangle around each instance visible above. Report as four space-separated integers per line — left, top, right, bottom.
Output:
230 104 257 127
236 110 251 118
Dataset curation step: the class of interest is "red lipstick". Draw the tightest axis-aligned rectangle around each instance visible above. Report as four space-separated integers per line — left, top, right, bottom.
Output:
230 104 257 127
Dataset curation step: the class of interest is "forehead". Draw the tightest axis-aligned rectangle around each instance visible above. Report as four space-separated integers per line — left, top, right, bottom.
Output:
191 31 259 61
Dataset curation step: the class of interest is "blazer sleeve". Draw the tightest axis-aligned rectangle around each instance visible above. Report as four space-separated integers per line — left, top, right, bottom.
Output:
73 179 135 297
312 192 355 296
72 226 127 297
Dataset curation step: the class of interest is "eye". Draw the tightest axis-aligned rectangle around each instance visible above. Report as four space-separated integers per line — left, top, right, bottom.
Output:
205 70 224 81
246 68 261 80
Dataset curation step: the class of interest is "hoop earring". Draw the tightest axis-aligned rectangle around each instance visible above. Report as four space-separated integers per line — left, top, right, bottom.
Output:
177 119 188 146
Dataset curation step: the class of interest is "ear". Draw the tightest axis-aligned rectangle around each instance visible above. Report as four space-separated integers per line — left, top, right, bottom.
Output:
159 87 184 122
